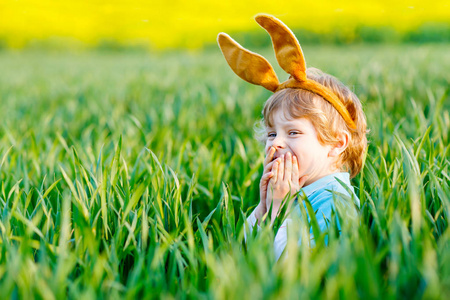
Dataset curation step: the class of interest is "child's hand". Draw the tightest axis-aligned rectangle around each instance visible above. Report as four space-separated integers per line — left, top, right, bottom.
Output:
255 147 277 223
267 152 308 223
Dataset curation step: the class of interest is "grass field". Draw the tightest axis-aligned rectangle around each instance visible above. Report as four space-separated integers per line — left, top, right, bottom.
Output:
0 44 449 298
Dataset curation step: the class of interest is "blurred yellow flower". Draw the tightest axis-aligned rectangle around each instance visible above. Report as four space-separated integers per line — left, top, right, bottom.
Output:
0 0 449 49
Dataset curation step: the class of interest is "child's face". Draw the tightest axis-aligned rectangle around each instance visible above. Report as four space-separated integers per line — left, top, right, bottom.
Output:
265 109 338 186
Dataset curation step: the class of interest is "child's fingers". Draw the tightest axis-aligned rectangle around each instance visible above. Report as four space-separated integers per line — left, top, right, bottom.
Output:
260 171 274 186
278 154 285 181
284 152 292 181
260 171 273 205
263 159 277 175
292 155 299 183
271 160 279 183
263 147 276 167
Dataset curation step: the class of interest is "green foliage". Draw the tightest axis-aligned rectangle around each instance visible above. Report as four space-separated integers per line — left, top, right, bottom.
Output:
0 45 449 298
216 23 450 49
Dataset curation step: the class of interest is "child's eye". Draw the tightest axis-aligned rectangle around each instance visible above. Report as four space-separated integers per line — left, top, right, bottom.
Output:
289 131 301 136
267 132 276 139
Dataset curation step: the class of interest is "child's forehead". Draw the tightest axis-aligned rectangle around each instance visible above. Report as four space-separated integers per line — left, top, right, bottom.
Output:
267 105 299 122
265 107 308 128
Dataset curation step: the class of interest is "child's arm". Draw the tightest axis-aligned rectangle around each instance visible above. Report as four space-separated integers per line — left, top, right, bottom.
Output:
253 147 277 224
244 147 277 240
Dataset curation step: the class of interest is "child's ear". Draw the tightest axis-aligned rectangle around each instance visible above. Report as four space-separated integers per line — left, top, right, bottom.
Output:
328 131 350 157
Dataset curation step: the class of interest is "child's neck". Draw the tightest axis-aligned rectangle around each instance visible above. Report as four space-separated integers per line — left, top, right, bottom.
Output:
304 167 342 187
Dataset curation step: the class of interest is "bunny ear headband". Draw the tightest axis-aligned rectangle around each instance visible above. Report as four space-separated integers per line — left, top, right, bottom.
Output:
217 14 356 129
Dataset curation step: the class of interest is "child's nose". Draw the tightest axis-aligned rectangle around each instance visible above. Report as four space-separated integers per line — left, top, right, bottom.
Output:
272 135 286 149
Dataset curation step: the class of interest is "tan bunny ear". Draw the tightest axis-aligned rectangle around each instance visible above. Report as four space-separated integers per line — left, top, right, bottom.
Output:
217 33 280 92
255 14 307 82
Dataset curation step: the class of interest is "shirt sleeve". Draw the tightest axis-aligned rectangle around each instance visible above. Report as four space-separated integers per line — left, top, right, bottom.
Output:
244 206 299 261
244 207 288 262
244 208 261 242
274 218 290 261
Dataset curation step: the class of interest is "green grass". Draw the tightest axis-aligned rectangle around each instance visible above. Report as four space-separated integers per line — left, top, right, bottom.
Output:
0 44 449 299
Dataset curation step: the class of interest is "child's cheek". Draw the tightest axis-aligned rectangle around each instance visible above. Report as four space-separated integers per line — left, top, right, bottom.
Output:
264 143 272 155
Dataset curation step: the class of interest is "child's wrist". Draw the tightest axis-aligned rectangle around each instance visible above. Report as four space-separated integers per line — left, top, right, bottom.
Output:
270 202 282 221
255 203 266 221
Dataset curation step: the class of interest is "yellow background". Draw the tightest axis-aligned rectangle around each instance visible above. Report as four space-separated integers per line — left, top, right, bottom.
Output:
1 0 449 49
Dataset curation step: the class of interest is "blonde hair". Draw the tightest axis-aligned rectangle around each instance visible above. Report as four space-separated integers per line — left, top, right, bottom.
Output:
259 68 368 178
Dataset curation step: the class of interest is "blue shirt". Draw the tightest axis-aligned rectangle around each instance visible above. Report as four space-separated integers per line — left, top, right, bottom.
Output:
246 172 360 260
295 172 360 245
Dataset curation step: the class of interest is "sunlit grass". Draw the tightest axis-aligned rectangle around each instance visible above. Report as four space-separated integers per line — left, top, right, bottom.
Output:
0 44 449 298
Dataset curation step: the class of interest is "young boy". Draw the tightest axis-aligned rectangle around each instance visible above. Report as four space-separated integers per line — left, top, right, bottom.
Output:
217 14 367 260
